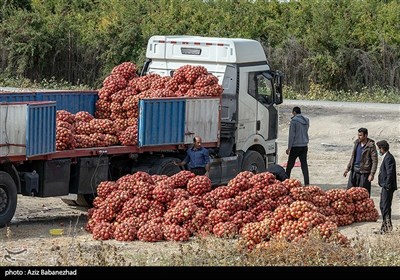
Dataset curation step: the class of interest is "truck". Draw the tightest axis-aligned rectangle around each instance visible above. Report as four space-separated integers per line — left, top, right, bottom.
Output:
0 35 283 227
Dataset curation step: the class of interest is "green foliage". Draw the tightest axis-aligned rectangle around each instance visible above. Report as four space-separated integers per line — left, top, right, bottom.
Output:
0 73 91 89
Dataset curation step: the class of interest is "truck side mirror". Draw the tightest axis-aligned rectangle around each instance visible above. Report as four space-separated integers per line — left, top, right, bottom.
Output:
274 72 284 105
140 59 152 76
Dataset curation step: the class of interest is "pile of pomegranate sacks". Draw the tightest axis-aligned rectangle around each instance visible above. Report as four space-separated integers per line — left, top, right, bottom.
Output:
85 170 378 250
55 62 223 150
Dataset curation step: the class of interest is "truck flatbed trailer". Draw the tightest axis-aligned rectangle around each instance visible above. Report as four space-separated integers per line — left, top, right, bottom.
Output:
1 142 218 162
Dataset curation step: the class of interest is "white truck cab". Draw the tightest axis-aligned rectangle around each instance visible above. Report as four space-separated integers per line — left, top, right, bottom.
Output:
143 35 283 184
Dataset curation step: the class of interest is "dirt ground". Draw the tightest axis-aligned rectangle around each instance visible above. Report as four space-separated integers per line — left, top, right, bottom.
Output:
0 99 399 266
277 100 400 239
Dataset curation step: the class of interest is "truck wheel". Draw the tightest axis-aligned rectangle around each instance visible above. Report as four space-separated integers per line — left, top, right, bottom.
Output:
0 171 17 228
150 157 182 176
241 151 266 174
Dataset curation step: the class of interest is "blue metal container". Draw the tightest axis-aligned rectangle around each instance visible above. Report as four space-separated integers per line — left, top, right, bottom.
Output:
0 92 36 103
26 102 56 157
0 101 56 157
37 91 98 114
0 90 98 115
138 98 185 147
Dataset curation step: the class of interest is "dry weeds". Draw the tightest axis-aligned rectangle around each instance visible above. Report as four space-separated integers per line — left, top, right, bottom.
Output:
2 221 399 266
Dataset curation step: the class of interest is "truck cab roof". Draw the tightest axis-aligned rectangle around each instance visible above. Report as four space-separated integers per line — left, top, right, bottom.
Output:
146 35 268 64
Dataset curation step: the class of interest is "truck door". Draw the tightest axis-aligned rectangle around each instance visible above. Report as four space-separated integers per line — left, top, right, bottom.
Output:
251 72 278 141
237 69 259 147
237 68 278 160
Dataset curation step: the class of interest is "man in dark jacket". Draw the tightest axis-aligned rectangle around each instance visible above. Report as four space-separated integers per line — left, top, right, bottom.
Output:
285 106 310 186
375 140 397 234
343 127 378 196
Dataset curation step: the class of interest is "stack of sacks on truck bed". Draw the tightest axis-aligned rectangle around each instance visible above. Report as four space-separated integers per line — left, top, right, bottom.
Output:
55 62 223 150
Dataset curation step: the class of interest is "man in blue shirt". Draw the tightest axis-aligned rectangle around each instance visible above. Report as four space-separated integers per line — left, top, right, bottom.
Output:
174 136 210 176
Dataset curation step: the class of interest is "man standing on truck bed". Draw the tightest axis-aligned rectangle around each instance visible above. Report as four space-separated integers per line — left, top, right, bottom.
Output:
174 136 210 177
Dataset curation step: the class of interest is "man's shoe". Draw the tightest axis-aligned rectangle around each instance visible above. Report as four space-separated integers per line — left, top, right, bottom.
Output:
387 220 393 231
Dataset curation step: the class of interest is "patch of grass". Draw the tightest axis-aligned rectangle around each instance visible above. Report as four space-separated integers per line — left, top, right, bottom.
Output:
0 75 91 90
55 241 129 266
116 227 400 266
3 222 399 266
44 221 400 266
284 83 400 104
138 234 358 266
53 219 129 266
349 230 400 266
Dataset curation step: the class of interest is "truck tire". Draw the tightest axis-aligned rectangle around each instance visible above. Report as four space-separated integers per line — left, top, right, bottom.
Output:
149 157 182 176
241 150 266 174
0 171 17 228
